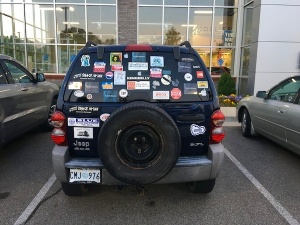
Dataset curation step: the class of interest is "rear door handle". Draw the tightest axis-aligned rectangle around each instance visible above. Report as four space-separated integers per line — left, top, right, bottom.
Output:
21 88 28 91
278 110 283 113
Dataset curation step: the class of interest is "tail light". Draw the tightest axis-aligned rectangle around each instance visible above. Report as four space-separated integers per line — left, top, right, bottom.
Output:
210 110 225 143
50 111 67 145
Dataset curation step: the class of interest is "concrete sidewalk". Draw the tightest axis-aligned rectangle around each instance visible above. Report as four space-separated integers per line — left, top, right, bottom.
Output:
220 107 239 126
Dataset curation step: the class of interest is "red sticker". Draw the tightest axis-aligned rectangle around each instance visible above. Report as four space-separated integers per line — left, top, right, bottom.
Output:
171 88 182 100
197 71 204 78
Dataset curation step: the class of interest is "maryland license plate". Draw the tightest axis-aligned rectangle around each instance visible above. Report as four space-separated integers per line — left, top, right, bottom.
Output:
69 168 101 183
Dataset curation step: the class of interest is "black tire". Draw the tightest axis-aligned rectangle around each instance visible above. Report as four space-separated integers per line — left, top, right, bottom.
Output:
61 182 87 196
241 108 252 137
40 98 57 131
188 179 215 193
98 101 181 185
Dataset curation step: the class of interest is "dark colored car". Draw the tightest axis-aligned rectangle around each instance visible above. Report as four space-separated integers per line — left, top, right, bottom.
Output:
0 54 59 147
208 66 231 75
51 41 226 196
237 76 300 155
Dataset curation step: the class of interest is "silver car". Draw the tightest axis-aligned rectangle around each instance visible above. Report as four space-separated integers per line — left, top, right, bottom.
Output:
236 76 300 155
0 54 59 147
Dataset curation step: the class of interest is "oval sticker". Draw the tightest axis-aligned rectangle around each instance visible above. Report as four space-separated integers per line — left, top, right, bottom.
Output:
74 90 84 97
100 113 110 122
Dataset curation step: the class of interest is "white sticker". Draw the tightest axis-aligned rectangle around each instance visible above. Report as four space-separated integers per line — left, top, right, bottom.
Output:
161 75 172 85
128 62 148 70
119 89 128 98
135 81 150 89
153 91 169 100
86 94 93 100
190 124 206 136
200 89 207 96
68 82 82 90
114 71 126 85
74 127 93 139
68 118 100 127
74 90 84 97
100 113 110 122
184 73 193 81
124 53 129 58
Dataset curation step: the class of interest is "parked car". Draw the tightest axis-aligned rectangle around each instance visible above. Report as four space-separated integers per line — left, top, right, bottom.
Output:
236 76 300 155
0 54 59 147
51 41 226 196
208 66 231 75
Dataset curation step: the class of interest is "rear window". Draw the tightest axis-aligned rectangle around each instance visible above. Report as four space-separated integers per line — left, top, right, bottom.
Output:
64 51 212 103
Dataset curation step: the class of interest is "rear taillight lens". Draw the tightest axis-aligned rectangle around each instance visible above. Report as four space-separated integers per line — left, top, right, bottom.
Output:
210 110 225 143
50 111 67 145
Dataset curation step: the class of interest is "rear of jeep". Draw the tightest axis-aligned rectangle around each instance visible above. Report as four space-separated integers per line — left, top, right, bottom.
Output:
51 41 225 196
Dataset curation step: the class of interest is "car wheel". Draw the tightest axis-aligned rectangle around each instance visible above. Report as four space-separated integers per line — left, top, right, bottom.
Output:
188 179 215 193
98 101 181 185
61 182 87 196
241 109 252 137
40 98 57 131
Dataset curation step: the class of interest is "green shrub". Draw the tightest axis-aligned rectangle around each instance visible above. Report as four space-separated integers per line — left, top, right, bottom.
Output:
218 73 236 96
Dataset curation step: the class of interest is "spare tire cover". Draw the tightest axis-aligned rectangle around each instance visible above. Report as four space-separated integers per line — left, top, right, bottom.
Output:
98 101 181 185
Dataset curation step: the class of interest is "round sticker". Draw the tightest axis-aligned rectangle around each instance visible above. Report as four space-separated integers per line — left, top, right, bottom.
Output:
184 73 193 81
100 113 110 122
74 90 84 97
86 94 93 100
161 75 171 85
119 89 128 98
105 71 113 79
171 88 182 100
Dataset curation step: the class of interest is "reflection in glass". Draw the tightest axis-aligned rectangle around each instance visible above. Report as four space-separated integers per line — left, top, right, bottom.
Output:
238 77 248 95
87 6 116 44
188 8 213 46
215 0 239 7
242 3 253 45
58 45 84 73
190 0 213 6
27 44 56 73
213 8 237 47
164 7 187 45
138 7 163 44
194 48 210 68
139 0 163 5
56 5 86 44
87 0 116 3
211 48 233 73
241 47 250 76
164 0 188 5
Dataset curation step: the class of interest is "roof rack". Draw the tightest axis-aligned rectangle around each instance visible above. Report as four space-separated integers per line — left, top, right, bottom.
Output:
179 41 192 48
85 41 97 47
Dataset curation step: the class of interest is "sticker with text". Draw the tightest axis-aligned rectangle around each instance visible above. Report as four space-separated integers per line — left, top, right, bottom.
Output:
74 127 93 139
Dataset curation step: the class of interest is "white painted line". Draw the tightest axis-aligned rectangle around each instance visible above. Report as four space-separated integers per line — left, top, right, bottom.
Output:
14 173 57 225
224 148 300 225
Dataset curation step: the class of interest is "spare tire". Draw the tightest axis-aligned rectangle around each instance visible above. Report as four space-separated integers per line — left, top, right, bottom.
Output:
98 101 181 185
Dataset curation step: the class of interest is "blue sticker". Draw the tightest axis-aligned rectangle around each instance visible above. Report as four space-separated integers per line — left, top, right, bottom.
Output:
150 56 164 67
184 83 197 94
103 91 118 102
178 62 191 73
85 82 99 93
132 52 146 62
81 55 90 67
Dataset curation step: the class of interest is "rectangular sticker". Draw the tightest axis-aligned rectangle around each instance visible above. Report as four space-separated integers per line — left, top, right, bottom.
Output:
74 127 93 139
150 56 164 67
184 83 197 94
114 71 126 85
178 62 192 73
68 81 82 90
93 62 106 73
103 91 118 102
102 82 113 89
85 82 99 93
197 71 204 78
132 52 146 62
150 68 162 78
153 91 169 100
135 81 150 90
197 81 208 89
111 65 123 71
128 62 148 70
110 52 122 65
69 106 99 114
68 118 100 127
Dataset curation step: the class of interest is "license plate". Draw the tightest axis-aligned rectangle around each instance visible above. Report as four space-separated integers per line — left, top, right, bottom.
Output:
69 168 101 183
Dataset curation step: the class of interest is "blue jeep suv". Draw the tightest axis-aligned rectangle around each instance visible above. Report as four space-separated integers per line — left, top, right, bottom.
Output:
51 41 225 196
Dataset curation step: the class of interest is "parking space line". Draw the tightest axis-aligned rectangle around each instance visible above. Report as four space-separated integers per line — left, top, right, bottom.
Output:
224 148 300 225
14 173 57 225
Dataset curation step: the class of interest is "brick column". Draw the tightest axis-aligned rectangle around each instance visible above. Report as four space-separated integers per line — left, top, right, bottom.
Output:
117 0 137 44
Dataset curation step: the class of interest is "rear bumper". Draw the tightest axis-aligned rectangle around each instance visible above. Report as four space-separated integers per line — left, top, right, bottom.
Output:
52 143 224 185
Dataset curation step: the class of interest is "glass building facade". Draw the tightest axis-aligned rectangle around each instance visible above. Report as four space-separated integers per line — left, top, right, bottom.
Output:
0 0 253 94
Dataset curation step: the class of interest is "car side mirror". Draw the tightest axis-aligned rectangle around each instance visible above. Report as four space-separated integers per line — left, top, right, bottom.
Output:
36 73 46 82
256 91 266 98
